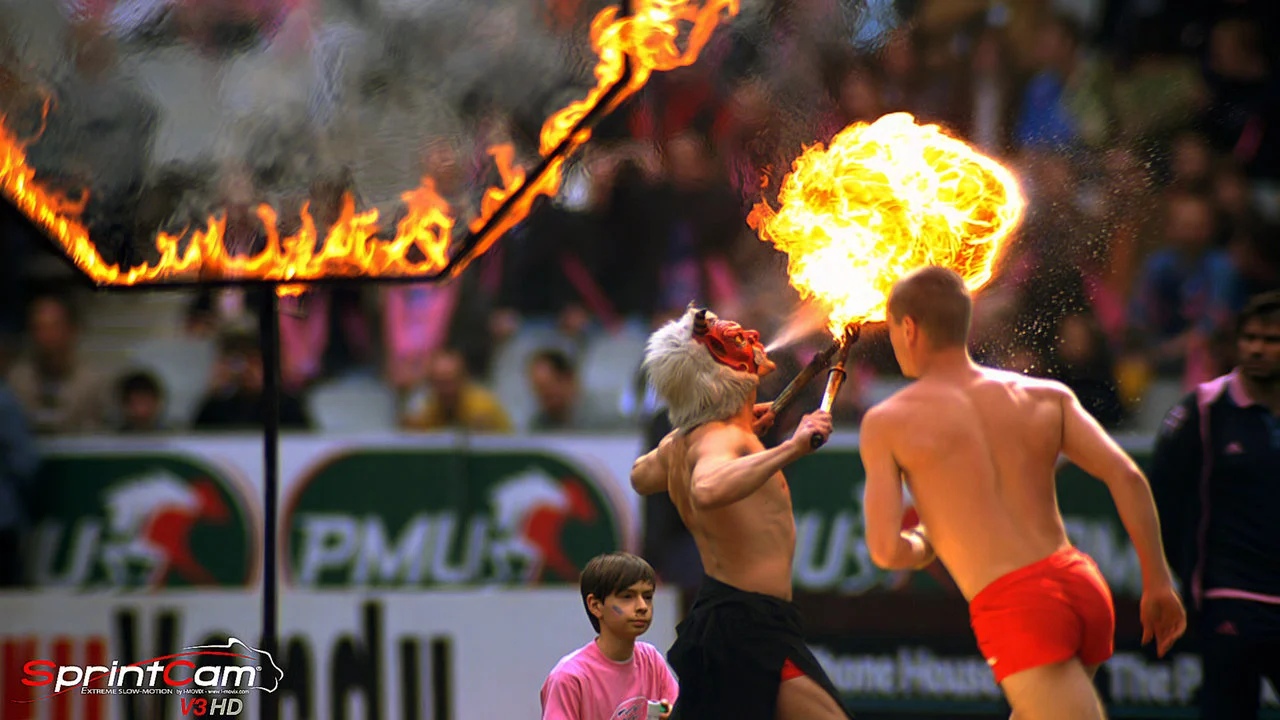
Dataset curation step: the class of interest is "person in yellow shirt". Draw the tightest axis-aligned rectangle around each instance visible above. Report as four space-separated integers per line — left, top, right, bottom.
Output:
403 349 513 433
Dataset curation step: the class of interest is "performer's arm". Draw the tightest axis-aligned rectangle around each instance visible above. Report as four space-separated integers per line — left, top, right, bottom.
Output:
860 407 933 570
690 411 831 509
631 431 676 496
1058 384 1175 589
690 428 793 510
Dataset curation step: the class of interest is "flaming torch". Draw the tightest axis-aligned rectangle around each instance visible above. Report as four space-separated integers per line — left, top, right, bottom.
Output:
754 113 1026 444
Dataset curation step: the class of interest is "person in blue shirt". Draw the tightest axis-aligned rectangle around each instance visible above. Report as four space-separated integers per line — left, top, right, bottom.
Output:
1130 189 1248 378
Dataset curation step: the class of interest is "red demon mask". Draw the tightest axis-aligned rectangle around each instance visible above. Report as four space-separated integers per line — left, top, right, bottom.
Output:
691 309 768 374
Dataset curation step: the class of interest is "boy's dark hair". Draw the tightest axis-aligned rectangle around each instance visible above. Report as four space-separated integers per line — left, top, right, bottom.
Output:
529 348 576 379
1238 290 1280 333
118 370 163 402
580 552 656 633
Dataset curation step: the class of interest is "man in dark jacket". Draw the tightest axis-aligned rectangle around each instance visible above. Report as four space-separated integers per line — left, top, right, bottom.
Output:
1149 290 1280 719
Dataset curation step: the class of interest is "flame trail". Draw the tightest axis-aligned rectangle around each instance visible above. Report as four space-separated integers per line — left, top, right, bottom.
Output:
0 0 738 294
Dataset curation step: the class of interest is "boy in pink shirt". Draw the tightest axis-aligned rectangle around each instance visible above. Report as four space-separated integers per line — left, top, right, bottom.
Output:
541 553 679 720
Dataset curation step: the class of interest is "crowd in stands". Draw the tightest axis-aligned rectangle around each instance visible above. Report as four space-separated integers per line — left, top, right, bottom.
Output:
1 0 1278 441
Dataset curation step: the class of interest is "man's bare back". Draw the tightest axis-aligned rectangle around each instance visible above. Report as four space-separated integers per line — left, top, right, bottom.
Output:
867 264 1186 719
865 366 1074 600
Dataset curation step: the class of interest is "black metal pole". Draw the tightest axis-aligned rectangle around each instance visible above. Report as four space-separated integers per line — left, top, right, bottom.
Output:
258 288 281 720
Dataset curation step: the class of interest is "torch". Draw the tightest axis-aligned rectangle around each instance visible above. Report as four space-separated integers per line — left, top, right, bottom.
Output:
768 323 861 448
811 323 859 448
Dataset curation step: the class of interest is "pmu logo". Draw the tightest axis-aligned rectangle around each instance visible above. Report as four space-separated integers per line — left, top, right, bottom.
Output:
20 638 282 713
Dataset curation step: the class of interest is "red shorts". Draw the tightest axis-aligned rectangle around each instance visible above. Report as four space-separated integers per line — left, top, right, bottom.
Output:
969 547 1115 684
780 658 805 682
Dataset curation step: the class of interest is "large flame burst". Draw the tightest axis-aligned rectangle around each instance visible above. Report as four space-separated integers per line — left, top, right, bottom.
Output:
0 0 737 294
749 112 1026 336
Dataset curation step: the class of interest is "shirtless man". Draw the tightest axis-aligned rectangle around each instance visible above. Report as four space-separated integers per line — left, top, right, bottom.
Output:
859 266 1187 719
630 307 851 720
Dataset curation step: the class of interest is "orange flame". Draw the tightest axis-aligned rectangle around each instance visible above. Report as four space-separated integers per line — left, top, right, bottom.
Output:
0 0 738 293
748 112 1026 337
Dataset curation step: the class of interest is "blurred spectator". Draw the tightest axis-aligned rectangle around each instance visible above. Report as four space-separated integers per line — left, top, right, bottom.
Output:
649 132 745 319
279 174 377 392
1130 189 1248 384
193 330 311 431
0 371 38 587
1014 13 1112 151
494 195 606 340
383 283 462 393
1168 130 1214 190
526 348 622 432
959 26 1017 155
1048 313 1125 427
1202 16 1280 180
1149 290 1280 719
6 294 110 434
403 348 512 433
116 370 168 434
1087 147 1163 345
1213 156 1257 230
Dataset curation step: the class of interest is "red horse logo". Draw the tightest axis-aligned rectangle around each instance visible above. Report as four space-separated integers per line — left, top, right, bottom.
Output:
101 472 231 588
489 468 600 583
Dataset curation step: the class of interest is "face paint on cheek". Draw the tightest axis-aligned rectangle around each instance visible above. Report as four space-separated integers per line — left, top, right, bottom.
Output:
611 605 625 616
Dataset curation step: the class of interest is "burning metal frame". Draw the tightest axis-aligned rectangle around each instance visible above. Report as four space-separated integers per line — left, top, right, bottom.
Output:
0 1 749 714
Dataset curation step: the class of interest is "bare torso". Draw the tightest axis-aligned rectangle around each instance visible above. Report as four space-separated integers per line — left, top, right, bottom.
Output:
666 424 797 600
882 367 1072 600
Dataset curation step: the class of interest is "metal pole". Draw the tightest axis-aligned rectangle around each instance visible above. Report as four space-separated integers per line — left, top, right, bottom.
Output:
259 288 281 720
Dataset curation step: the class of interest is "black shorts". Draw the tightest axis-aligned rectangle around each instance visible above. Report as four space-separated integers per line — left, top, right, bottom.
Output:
666 575 851 720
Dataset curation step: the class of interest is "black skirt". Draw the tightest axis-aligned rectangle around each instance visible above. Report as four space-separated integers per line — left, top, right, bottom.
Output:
666 574 852 719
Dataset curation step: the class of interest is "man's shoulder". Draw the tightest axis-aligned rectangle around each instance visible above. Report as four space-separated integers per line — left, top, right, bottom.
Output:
975 366 1069 398
685 420 755 455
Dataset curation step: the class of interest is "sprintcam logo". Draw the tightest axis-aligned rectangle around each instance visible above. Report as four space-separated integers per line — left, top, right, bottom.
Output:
20 638 281 715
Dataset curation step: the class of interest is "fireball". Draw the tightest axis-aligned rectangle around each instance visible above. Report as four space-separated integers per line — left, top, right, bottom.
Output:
748 112 1025 336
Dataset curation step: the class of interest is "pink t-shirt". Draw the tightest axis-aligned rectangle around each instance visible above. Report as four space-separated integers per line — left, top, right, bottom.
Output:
540 640 679 720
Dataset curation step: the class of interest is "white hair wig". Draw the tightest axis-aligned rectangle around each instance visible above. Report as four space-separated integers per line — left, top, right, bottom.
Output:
642 308 759 430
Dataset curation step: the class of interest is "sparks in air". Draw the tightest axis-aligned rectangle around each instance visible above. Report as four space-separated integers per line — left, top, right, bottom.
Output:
0 0 739 294
748 112 1026 337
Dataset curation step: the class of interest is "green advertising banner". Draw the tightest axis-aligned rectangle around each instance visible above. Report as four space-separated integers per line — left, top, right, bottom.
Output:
28 452 257 592
27 433 1154 595
284 448 627 587
26 434 644 593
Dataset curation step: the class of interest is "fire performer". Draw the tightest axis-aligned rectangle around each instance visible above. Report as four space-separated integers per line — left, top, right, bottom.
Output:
860 266 1187 718
630 306 852 720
